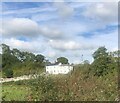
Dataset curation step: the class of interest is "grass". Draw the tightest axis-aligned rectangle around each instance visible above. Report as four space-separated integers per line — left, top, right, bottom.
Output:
2 82 30 101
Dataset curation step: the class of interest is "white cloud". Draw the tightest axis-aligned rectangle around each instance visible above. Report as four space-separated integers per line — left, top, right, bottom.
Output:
91 30 118 51
83 3 118 25
54 1 74 19
48 28 118 53
2 18 64 39
3 18 40 38
3 38 46 53
47 52 56 58
46 50 57 58
39 26 64 39
49 39 96 51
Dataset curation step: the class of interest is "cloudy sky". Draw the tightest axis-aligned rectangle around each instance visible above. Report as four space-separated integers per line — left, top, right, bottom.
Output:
1 1 118 64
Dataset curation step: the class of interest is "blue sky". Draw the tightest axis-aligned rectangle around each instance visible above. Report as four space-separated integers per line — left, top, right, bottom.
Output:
1 1 118 64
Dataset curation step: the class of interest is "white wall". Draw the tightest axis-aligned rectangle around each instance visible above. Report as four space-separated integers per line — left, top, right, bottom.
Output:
46 65 73 74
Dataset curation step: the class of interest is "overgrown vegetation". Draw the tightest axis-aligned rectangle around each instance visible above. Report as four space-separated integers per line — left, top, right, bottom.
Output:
1 44 119 101
25 64 118 101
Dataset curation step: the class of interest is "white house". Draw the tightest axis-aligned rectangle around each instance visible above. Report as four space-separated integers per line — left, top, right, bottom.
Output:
45 63 73 74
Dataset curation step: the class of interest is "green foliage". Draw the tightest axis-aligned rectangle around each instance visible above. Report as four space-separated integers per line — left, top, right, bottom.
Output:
21 52 36 62
91 47 114 76
2 44 45 77
57 57 69 64
92 46 108 60
2 53 20 69
1 44 11 54
27 65 118 101
12 61 44 77
28 76 58 101
4 69 13 78
92 57 110 76
83 60 90 64
2 52 20 77
35 54 45 63
0 53 2 69
2 84 29 101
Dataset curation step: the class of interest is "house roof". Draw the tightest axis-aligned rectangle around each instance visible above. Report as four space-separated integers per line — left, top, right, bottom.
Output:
46 63 73 66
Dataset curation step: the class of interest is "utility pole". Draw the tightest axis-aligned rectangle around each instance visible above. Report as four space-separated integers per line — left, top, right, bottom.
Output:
81 54 83 63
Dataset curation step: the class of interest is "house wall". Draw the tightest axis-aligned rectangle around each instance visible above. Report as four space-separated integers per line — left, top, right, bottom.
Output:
46 65 73 74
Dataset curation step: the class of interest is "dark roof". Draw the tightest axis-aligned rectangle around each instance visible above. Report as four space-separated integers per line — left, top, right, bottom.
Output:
46 63 72 66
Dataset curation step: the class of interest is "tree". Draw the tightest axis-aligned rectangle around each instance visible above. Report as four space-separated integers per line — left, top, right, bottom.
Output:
83 60 90 65
21 52 36 62
92 46 108 60
109 50 120 63
1 44 47 77
1 44 11 54
35 54 45 63
11 48 21 58
57 57 69 64
91 47 113 76
2 53 20 69
44 59 51 65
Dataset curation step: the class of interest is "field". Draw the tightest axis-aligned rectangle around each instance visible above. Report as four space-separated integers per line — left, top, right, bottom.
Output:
2 82 30 101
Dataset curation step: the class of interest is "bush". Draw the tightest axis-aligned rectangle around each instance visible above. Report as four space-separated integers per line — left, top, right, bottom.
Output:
4 69 13 78
28 76 58 101
91 56 114 77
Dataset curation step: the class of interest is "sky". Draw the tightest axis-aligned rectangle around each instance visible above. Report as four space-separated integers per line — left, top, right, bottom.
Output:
0 1 118 64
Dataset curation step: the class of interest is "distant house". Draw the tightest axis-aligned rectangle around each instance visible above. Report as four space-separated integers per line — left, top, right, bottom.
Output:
45 63 73 74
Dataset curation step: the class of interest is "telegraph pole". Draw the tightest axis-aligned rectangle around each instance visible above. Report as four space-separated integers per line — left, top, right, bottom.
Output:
81 54 83 63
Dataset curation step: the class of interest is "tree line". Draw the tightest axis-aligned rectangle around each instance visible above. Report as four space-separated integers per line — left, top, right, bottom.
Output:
0 43 119 78
1 44 69 77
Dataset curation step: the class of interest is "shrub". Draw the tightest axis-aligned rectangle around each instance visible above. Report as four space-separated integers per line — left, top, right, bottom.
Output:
28 76 58 101
4 69 13 78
